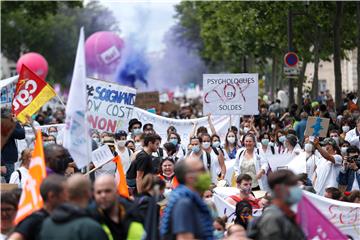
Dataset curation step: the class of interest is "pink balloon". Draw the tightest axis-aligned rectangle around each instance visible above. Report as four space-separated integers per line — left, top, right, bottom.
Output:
16 52 48 80
85 31 124 74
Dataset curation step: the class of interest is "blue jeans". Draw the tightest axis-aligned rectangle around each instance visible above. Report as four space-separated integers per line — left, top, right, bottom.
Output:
3 162 14 183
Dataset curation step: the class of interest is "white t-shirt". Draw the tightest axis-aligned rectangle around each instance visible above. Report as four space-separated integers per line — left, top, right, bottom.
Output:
9 166 29 188
117 147 132 174
352 171 360 190
323 154 342 189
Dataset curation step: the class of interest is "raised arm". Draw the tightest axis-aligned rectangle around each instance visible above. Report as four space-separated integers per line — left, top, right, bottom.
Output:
313 138 335 164
207 114 217 135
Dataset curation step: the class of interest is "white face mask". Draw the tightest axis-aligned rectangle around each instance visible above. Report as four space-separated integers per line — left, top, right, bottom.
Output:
135 142 142 150
342 126 350 133
243 127 250 134
227 136 236 144
304 143 313 153
341 147 348 155
271 124 276 129
117 140 126 148
331 137 339 145
202 142 211 149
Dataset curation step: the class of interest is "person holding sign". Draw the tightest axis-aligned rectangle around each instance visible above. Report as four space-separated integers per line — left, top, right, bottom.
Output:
312 138 343 195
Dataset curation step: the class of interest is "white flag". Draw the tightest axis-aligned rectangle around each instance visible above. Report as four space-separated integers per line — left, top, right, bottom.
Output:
63 27 90 168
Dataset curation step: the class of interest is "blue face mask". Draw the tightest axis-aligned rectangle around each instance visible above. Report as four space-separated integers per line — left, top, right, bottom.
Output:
279 135 286 143
286 186 303 205
192 145 200 153
213 230 224 239
261 139 269 146
170 139 178 146
212 141 221 148
132 128 142 136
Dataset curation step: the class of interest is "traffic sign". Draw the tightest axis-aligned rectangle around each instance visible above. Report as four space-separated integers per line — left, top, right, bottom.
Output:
284 66 300 76
284 52 299 67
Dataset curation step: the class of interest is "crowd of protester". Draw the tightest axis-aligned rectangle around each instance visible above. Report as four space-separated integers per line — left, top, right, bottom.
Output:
1 91 360 240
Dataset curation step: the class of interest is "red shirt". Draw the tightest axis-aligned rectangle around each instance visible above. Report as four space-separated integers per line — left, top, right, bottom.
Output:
229 195 261 209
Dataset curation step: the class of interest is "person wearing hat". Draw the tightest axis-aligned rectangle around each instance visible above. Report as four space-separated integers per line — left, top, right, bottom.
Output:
312 137 343 195
115 131 133 173
94 136 117 178
128 119 142 139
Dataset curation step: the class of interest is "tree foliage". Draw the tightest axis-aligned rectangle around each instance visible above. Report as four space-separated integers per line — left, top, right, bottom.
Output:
1 1 119 86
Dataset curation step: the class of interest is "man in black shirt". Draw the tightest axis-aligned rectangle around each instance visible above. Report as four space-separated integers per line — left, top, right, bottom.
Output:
126 133 161 193
9 174 68 240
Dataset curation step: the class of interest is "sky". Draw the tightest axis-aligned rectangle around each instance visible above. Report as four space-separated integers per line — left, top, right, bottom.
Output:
96 0 181 53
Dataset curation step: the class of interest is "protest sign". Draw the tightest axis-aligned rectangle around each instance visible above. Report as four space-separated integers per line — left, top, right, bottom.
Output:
203 73 258 115
132 107 240 146
213 187 359 238
91 144 114 168
86 78 136 133
0 75 18 108
266 152 294 171
304 117 330 137
287 151 307 174
135 91 159 110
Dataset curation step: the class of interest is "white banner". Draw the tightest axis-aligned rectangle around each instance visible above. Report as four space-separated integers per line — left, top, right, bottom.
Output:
86 78 137 133
203 73 259 115
132 107 240 145
213 187 360 238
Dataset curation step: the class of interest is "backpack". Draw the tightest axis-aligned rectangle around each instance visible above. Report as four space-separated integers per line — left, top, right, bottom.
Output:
17 169 22 183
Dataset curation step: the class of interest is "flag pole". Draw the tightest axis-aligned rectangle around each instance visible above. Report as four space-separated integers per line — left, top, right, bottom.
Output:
56 95 66 108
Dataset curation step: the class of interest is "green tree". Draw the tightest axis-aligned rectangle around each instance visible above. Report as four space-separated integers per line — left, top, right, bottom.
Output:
1 1 119 86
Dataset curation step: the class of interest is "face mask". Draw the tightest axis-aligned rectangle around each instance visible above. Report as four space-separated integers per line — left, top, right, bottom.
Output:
304 143 313 153
117 140 126 148
212 141 221 148
202 142 211 149
191 145 200 153
261 139 269 146
342 126 350 133
194 172 211 193
135 142 142 150
213 230 224 239
132 128 142 136
170 139 178 146
279 136 286 143
47 141 55 145
240 185 251 195
243 127 250 134
268 141 275 147
331 137 339 145
271 124 276 129
285 186 303 205
341 147 348 155
49 132 58 137
227 136 236 144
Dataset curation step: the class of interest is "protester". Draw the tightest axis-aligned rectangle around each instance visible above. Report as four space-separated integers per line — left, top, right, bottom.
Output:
126 133 161 193
225 224 247 240
158 157 177 190
39 174 108 240
115 130 133 173
9 148 32 188
10 174 68 240
234 134 268 190
1 108 26 182
294 112 308 143
201 133 226 183
233 200 253 230
224 130 240 160
160 156 214 239
213 216 227 240
1 191 19 239
128 118 142 139
90 174 144 240
226 174 260 208
338 146 360 191
324 187 342 200
312 138 343 195
345 117 360 150
167 132 186 161
163 142 178 162
44 144 75 175
247 170 305 240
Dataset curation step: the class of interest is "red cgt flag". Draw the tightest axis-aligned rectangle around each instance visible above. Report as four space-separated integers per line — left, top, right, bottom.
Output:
12 64 56 123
